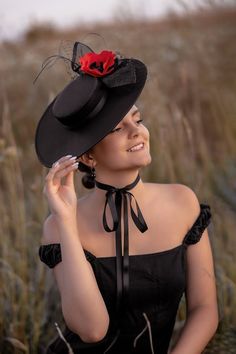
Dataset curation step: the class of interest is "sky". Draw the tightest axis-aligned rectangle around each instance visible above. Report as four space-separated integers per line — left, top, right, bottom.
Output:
0 0 221 41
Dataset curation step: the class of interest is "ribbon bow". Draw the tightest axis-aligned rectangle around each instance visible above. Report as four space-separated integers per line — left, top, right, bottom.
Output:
95 174 148 313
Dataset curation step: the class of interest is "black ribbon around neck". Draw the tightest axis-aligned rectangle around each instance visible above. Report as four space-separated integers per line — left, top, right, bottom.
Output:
95 174 148 317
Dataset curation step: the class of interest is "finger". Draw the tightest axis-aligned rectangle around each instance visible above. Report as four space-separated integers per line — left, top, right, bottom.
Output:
43 162 72 194
52 154 73 167
53 156 78 170
46 156 77 182
44 163 63 192
64 167 77 187
55 162 78 180
65 161 79 187
44 160 78 195
45 163 60 182
52 157 78 179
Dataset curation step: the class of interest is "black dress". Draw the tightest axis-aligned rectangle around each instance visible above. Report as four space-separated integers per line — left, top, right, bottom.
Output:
39 203 211 354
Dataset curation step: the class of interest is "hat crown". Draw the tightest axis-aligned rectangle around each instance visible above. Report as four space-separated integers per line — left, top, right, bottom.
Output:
52 75 107 128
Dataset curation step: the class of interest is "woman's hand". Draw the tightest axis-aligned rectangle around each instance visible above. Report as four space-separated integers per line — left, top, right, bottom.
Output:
43 155 79 219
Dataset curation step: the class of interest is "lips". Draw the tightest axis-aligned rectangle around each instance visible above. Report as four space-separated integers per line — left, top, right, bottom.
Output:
127 142 144 152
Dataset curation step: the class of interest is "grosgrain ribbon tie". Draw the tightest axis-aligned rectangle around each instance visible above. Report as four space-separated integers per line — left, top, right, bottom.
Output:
95 174 148 311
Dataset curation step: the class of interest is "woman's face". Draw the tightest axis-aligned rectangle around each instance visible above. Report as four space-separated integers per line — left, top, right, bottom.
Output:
90 105 151 174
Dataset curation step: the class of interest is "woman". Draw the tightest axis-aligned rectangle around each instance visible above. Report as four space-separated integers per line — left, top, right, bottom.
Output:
36 42 218 354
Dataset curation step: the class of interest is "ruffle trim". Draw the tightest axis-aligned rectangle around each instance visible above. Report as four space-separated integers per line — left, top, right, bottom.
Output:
38 244 96 269
183 203 211 245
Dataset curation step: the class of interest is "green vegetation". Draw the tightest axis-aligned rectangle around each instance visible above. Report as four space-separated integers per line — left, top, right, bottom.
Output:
0 5 236 353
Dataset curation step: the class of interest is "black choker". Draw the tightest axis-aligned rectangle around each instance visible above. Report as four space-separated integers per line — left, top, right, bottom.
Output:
95 174 148 317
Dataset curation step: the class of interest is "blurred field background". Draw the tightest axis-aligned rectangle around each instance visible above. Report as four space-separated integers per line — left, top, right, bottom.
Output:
0 1 236 353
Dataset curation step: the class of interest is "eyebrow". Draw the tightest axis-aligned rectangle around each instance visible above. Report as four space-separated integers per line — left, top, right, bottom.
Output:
132 108 140 116
111 109 141 131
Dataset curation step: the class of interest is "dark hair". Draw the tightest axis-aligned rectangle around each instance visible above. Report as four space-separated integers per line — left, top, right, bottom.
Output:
77 161 95 189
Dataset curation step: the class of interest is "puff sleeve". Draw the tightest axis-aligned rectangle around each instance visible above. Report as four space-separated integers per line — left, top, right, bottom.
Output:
183 203 212 245
39 243 62 268
38 244 96 268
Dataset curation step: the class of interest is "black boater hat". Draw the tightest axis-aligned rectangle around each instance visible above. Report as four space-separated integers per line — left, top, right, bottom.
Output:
35 42 147 168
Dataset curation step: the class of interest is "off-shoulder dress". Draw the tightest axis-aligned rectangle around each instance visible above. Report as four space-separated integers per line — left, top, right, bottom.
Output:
39 203 211 354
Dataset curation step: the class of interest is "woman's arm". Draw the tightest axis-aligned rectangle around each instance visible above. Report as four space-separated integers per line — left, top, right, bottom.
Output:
42 155 109 343
170 191 218 354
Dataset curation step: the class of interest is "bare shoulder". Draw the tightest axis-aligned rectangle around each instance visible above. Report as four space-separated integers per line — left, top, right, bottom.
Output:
145 182 201 229
145 181 199 204
41 214 60 245
169 183 201 227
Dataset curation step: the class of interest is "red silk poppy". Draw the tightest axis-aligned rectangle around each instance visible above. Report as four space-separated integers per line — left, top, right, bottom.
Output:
79 50 116 77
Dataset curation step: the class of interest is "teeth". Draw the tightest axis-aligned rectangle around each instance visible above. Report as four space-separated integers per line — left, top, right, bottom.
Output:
128 143 144 152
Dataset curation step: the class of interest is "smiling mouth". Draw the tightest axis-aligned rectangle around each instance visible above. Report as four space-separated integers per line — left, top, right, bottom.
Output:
127 143 144 152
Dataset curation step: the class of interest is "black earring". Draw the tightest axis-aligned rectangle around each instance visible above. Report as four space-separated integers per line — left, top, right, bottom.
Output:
91 167 96 179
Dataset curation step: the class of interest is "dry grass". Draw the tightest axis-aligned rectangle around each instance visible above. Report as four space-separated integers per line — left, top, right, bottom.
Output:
0 4 236 353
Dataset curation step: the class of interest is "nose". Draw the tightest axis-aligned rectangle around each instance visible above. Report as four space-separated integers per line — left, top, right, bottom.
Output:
128 122 140 138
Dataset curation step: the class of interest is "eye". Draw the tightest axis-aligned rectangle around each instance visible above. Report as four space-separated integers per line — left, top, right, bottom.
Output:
110 119 143 133
136 119 143 124
111 127 122 133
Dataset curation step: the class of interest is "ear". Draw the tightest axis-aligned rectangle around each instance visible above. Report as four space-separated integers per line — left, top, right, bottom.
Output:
78 152 97 168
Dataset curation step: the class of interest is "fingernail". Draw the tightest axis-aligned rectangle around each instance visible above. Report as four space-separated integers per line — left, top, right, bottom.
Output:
72 162 79 168
53 162 59 167
69 156 77 161
65 154 73 158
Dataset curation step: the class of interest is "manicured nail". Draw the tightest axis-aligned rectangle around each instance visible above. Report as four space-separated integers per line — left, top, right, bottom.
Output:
72 162 78 168
69 156 77 161
65 154 72 158
53 161 59 167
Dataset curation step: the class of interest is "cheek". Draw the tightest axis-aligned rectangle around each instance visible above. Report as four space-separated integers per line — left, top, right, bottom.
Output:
142 125 150 140
92 138 119 163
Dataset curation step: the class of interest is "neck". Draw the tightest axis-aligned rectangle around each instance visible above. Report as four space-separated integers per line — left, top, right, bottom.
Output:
95 170 140 189
91 170 145 202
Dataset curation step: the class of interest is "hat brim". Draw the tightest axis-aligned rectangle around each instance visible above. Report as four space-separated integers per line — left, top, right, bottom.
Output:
35 59 147 167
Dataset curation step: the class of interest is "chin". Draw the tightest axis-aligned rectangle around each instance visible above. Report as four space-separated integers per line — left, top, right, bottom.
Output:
142 152 152 164
142 158 152 167
134 155 152 168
